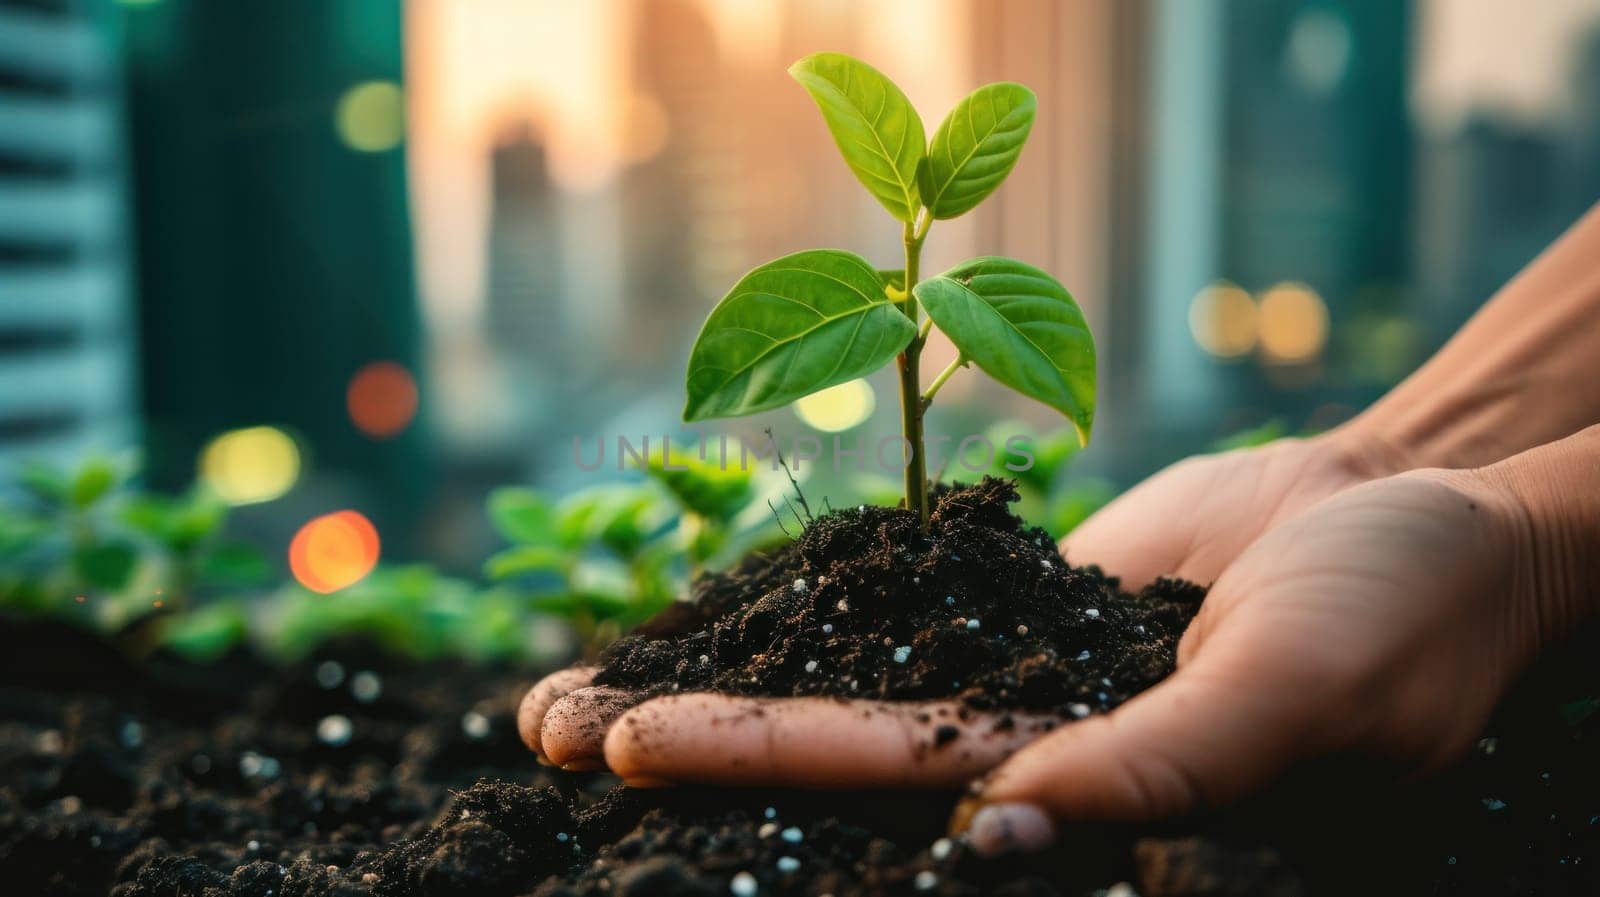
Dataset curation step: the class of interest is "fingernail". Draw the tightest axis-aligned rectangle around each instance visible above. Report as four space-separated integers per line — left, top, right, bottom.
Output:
966 803 1056 856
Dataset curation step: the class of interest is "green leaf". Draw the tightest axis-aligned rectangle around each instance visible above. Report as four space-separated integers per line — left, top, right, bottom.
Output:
70 459 120 509
878 269 906 296
648 445 753 524
788 52 925 222
847 473 904 509
553 491 609 548
484 545 568 580
0 510 48 560
919 82 1036 219
121 491 226 553
1045 478 1116 539
551 485 672 556
593 489 673 558
17 462 69 506
526 591 581 615
1210 419 1290 453
73 542 139 590
914 257 1095 443
683 516 728 565
197 541 273 587
684 249 916 422
488 488 557 545
985 421 1082 494
161 600 249 662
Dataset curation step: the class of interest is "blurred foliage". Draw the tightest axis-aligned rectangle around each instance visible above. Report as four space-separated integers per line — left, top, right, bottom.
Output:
484 443 790 656
1209 418 1292 452
983 421 1115 540
0 454 271 639
266 565 547 665
847 422 1114 541
0 456 563 667
1 439 1132 667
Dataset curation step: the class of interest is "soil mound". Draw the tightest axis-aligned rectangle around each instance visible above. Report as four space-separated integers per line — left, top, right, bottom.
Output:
596 478 1203 718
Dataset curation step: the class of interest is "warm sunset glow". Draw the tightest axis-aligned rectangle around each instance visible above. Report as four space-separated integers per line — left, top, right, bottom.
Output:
289 511 381 594
402 0 967 329
347 361 419 438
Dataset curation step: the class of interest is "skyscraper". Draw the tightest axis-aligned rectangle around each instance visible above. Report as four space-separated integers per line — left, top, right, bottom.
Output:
485 129 565 378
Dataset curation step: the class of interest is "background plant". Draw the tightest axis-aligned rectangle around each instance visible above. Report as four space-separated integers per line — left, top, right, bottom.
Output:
482 444 791 655
0 455 270 639
0 457 561 666
682 52 1097 529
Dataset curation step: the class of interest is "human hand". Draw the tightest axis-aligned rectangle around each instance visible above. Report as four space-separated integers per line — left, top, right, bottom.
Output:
1062 430 1400 589
953 466 1553 851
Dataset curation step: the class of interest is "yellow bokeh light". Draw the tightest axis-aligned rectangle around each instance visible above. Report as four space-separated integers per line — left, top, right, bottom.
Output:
1258 282 1330 364
1188 281 1258 358
199 426 300 506
335 81 405 153
289 511 380 594
793 379 876 432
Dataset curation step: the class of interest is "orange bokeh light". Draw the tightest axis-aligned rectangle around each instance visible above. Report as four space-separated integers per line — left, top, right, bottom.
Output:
346 361 418 438
289 511 381 594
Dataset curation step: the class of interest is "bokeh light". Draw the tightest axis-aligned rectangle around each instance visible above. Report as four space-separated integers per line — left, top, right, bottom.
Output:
289 511 380 594
1257 282 1330 364
1187 281 1259 358
347 361 418 439
793 379 876 432
199 426 301 505
335 81 405 153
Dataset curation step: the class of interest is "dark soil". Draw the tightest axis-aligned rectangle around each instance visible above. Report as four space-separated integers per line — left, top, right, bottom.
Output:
4 479 1600 896
595 479 1204 720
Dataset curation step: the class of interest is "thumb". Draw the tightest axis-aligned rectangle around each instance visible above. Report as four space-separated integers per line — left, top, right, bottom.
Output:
954 656 1314 853
1058 456 1217 589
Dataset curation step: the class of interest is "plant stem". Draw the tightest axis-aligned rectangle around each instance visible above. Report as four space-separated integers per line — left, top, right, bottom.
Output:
921 354 966 406
897 216 931 529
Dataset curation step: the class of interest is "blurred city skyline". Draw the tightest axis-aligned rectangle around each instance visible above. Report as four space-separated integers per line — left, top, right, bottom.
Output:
2 0 1598 576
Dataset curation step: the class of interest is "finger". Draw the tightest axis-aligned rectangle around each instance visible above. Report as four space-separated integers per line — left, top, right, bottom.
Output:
958 656 1312 846
1059 466 1205 590
604 694 1062 789
517 666 596 762
540 686 645 771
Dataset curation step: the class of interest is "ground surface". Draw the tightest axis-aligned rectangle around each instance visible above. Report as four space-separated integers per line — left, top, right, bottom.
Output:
2 482 1598 895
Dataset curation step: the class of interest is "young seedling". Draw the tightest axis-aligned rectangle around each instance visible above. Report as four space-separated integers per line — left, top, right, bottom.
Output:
682 53 1097 527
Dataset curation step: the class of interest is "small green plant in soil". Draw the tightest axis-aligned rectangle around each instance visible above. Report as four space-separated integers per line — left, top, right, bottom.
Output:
683 52 1097 528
